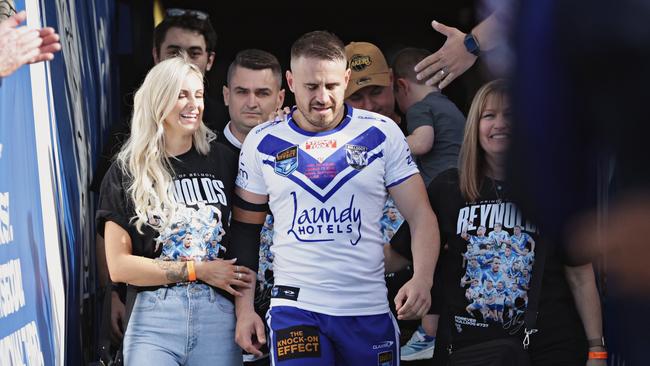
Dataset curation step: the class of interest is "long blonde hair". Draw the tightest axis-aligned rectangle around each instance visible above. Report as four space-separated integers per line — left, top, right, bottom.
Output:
458 79 509 202
117 55 216 233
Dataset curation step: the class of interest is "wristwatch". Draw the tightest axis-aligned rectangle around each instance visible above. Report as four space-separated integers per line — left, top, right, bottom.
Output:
464 33 481 57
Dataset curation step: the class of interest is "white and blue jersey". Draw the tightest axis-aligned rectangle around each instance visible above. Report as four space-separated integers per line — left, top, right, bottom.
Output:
465 264 482 282
511 232 532 252
237 105 418 316
482 269 505 287
467 235 493 255
488 230 510 250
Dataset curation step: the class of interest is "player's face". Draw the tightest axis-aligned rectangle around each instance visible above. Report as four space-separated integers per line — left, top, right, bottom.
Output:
479 93 511 163
505 247 511 256
514 226 521 235
477 227 486 236
223 66 285 130
183 234 192 248
486 281 493 289
287 56 350 132
164 73 204 138
387 208 398 221
155 27 214 73
346 84 396 119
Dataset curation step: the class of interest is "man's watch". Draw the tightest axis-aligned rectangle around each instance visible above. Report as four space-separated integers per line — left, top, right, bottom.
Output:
464 33 481 57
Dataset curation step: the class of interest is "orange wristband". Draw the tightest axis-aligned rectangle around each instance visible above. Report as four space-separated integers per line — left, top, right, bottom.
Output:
588 351 608 360
186 261 197 282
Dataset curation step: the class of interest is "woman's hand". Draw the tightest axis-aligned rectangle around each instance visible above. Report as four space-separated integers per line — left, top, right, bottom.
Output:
195 259 255 296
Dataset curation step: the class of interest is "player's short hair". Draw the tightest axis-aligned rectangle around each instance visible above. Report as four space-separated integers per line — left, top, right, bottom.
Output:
291 30 346 63
226 49 282 88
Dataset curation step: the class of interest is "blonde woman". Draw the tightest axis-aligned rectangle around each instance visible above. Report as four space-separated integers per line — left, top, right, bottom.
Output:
97 56 253 365
389 80 606 365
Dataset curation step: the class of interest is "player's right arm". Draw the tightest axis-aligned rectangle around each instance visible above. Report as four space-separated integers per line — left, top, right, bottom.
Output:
231 124 273 356
232 187 269 357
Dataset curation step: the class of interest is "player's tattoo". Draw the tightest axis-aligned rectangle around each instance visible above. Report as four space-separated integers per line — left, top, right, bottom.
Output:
154 259 188 282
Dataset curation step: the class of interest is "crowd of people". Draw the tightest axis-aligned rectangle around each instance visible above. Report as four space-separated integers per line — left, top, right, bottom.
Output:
4 3 629 366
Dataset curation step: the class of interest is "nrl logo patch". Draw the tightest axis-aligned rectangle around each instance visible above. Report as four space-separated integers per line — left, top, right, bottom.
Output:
345 144 368 170
275 145 298 176
349 54 372 72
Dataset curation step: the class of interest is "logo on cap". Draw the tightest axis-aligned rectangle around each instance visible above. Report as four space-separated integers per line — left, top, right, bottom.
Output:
349 54 372 72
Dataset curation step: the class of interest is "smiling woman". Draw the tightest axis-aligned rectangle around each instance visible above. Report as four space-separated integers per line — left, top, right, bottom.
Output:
96 55 254 365
163 71 205 155
389 79 606 365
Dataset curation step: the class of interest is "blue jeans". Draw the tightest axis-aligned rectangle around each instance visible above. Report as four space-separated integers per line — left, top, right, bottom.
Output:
123 283 242 366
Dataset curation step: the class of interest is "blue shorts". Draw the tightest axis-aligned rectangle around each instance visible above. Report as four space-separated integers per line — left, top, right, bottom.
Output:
267 306 399 366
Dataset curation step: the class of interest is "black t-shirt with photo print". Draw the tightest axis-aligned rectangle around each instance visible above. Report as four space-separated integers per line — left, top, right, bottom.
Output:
392 168 587 354
96 140 238 264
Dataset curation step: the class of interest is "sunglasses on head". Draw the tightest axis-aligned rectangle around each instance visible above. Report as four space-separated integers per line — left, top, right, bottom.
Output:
0 1 18 18
166 8 209 21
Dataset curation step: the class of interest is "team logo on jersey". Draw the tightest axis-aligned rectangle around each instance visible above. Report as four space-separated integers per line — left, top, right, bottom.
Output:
275 145 298 176
345 144 368 170
349 54 372 72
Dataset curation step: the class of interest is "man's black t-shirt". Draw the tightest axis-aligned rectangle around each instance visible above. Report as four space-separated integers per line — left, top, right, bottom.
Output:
96 140 237 263
392 168 586 352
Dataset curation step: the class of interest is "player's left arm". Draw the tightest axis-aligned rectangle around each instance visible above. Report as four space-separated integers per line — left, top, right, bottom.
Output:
389 174 440 320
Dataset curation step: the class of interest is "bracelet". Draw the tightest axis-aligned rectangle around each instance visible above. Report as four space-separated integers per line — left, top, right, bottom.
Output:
186 261 197 282
588 351 608 360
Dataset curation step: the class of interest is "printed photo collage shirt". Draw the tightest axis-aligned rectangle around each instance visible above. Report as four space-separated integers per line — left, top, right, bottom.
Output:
427 169 540 346
96 141 238 264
